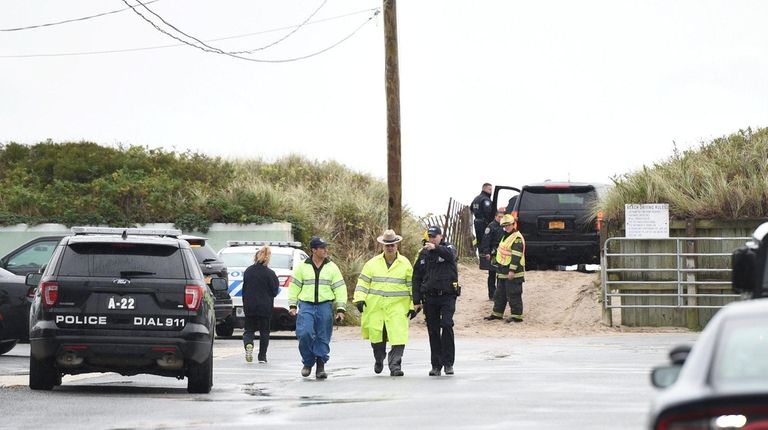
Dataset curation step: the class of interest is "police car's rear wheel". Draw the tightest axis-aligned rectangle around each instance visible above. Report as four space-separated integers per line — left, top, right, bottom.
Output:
215 319 234 337
29 355 58 390
187 345 213 394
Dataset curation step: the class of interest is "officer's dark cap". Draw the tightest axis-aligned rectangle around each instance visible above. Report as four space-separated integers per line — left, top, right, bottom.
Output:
427 226 442 237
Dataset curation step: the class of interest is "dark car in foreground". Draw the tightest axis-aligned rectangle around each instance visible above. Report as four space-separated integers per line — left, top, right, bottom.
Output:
0 267 32 354
27 227 215 393
648 298 768 430
496 182 605 269
179 235 233 337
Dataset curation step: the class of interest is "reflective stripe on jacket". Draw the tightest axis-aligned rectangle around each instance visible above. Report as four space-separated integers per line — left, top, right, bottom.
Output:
289 257 347 312
353 253 414 344
495 231 525 280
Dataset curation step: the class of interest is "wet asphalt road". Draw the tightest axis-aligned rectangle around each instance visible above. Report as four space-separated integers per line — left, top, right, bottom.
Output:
0 330 697 429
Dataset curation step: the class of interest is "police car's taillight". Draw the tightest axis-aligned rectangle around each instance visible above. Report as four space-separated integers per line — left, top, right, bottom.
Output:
278 275 292 288
41 281 59 308
185 285 203 311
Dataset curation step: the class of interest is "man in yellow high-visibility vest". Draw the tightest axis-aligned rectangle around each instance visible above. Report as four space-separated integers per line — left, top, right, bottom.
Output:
354 229 414 376
484 214 526 323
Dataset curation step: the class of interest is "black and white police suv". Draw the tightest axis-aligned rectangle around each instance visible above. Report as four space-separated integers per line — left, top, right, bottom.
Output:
26 227 216 393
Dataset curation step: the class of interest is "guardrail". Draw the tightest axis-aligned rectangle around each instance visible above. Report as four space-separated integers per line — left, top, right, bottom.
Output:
601 236 747 311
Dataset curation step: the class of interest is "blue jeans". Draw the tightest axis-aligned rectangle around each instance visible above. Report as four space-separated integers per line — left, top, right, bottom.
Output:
295 301 334 367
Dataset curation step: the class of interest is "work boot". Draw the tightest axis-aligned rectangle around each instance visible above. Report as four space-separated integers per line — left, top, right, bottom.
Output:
444 365 454 375
244 344 253 363
315 358 327 379
390 369 404 377
483 315 503 321
374 360 384 374
429 367 441 376
301 364 312 377
257 355 267 364
505 317 523 323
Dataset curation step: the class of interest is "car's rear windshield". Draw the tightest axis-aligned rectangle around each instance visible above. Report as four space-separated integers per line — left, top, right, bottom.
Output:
58 242 187 278
712 315 768 386
190 243 219 263
220 250 293 270
520 188 597 211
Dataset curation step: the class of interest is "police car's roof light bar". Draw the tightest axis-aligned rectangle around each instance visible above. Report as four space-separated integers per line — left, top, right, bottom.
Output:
226 240 302 248
71 227 182 237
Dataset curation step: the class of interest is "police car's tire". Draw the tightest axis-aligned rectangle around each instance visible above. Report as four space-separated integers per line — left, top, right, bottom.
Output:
215 319 234 337
187 345 213 394
29 355 58 390
0 339 17 355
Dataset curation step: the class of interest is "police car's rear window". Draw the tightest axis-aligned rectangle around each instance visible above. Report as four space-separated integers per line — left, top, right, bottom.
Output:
190 243 219 263
59 243 187 278
520 189 596 211
220 251 293 269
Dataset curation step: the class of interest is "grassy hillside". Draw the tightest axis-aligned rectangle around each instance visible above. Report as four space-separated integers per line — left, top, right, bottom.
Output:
600 127 768 220
0 141 424 291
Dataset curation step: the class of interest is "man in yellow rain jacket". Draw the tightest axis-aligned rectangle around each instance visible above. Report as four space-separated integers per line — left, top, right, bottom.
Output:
354 229 414 377
484 214 526 323
288 236 347 379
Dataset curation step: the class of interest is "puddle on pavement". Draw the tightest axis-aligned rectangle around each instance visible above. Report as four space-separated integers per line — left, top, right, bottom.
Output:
250 407 273 415
297 396 392 408
242 384 271 397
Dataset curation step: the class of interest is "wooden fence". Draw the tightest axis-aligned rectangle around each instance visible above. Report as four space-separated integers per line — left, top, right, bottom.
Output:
419 198 475 258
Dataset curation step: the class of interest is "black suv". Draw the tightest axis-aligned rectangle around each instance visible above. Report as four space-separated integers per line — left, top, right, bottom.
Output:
495 182 604 268
179 235 233 337
27 227 215 393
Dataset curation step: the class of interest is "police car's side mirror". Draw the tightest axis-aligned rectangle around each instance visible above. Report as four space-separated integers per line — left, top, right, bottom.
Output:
732 245 757 294
210 277 228 292
26 272 42 287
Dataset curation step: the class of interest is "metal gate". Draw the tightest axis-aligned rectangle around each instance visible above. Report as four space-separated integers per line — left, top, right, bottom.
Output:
601 236 747 311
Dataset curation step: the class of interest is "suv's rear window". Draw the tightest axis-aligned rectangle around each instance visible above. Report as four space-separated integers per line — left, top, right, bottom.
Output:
190 243 219 263
520 189 596 211
59 243 186 278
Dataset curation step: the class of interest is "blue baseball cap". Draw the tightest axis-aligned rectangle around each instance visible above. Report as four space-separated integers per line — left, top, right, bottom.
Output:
427 226 442 237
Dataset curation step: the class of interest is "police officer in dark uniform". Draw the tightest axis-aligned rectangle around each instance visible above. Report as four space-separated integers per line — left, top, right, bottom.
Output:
471 183 495 251
479 207 506 300
413 226 459 376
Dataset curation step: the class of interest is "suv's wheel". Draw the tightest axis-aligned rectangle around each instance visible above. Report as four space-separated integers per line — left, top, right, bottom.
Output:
215 318 234 337
187 345 213 394
29 355 59 390
0 339 18 355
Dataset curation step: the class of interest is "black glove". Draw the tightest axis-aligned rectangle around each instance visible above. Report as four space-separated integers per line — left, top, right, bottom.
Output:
355 301 365 313
408 309 420 320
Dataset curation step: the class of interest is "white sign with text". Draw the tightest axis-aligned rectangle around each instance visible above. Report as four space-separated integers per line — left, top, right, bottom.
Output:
625 204 669 238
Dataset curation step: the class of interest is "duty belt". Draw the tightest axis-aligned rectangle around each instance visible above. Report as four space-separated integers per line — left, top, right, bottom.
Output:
425 289 453 297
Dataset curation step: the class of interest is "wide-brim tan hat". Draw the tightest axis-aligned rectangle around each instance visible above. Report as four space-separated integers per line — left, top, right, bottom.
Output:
377 229 403 244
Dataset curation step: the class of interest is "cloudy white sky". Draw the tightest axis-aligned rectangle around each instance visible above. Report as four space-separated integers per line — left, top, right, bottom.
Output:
1 0 766 217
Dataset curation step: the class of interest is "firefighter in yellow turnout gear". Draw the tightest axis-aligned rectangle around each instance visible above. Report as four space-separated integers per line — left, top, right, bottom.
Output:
354 229 414 376
484 214 526 323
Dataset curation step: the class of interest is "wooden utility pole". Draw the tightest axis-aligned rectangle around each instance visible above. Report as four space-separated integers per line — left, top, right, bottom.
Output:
384 0 402 233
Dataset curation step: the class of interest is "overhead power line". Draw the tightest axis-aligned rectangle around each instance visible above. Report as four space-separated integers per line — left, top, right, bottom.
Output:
0 8 380 59
120 0 379 63
0 0 161 32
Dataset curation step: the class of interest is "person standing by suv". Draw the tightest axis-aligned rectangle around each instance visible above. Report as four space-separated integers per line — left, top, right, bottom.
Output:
241 245 279 364
484 214 526 323
413 226 459 376
471 183 495 251
288 237 347 379
479 207 506 300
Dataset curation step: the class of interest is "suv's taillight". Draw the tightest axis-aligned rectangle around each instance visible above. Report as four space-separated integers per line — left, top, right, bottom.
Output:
185 285 204 311
278 275 292 288
596 210 604 232
41 281 59 308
